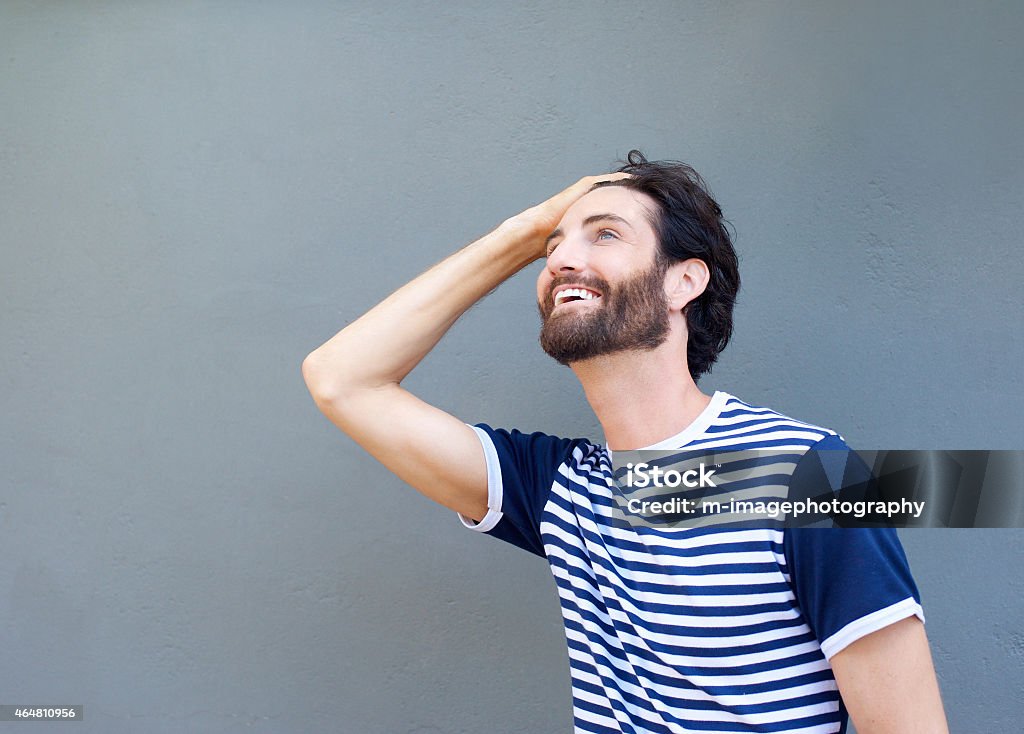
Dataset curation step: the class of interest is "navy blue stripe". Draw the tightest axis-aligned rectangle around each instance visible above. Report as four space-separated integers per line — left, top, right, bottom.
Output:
546 481 786 556
559 597 818 658
568 639 839 732
565 620 829 679
545 525 794 596
560 593 810 639
545 546 801 618
686 434 827 450
574 666 840 718
548 555 799 628
570 639 838 699
704 418 801 433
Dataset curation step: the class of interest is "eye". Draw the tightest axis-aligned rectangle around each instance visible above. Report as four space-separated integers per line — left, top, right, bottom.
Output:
596 229 618 241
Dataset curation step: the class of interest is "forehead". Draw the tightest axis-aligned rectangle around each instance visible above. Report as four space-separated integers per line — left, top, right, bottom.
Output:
557 185 659 232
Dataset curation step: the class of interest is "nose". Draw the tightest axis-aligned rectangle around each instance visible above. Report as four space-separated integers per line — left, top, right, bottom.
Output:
545 233 588 276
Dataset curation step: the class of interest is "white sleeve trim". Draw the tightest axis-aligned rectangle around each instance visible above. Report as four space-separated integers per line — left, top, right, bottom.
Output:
820 596 926 660
457 425 504 533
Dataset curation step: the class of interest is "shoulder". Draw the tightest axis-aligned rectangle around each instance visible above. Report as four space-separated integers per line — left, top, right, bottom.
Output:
711 392 845 448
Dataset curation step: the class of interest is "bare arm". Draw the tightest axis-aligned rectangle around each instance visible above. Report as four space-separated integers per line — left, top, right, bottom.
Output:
831 616 949 733
301 174 628 521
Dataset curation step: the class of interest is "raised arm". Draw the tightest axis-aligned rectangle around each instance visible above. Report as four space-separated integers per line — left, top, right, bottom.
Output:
301 174 628 521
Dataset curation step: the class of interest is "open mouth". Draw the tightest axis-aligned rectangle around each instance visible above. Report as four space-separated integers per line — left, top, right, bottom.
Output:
553 287 602 307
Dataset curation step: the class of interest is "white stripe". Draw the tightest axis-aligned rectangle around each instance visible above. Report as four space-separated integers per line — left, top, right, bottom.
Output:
820 596 925 659
456 425 503 532
548 559 803 631
571 666 837 708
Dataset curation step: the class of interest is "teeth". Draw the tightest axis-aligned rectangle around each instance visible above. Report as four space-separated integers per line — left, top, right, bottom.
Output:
554 288 599 306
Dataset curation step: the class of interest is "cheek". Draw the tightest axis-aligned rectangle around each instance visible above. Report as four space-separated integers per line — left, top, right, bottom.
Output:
536 271 551 304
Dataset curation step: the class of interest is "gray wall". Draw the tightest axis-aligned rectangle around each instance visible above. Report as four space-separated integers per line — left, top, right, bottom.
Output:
2 2 1021 732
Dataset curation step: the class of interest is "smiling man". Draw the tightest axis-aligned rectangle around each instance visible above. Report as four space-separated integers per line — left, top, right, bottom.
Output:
539 199 673 367
302 151 948 733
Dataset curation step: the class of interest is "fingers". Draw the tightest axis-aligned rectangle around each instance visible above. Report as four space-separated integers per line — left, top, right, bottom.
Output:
570 171 633 194
556 171 633 206
586 171 633 185
504 171 636 251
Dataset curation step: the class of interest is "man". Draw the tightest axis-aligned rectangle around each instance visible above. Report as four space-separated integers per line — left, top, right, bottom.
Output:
302 152 948 733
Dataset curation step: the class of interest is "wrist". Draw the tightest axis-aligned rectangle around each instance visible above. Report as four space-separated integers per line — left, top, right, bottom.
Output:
496 215 547 261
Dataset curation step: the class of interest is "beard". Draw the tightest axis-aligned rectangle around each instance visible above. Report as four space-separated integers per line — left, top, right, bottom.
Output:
538 260 670 366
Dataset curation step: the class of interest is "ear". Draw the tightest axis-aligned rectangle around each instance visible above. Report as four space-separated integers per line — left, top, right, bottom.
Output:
663 258 710 312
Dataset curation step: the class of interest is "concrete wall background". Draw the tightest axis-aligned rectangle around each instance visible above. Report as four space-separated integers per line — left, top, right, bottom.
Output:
2 2 1021 731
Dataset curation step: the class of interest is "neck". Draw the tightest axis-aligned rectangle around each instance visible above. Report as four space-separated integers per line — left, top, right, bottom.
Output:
569 340 713 450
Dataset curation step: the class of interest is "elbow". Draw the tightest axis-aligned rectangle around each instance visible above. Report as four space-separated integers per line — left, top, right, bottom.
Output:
302 351 341 405
302 349 367 411
302 352 372 434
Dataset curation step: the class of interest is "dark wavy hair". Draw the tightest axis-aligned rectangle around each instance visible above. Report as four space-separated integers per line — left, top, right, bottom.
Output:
596 150 740 382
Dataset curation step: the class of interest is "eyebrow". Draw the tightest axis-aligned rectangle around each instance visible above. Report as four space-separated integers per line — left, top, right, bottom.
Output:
544 213 634 250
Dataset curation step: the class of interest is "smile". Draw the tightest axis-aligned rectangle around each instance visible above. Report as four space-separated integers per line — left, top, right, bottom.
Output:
553 287 602 307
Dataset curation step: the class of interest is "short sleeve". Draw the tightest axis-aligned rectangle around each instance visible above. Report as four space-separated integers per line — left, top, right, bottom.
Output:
457 423 578 557
784 435 925 660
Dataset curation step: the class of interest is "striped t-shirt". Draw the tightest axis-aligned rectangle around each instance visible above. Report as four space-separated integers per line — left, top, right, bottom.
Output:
459 390 924 734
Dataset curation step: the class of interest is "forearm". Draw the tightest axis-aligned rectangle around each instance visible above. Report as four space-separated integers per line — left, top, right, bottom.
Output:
303 219 541 401
298 172 627 516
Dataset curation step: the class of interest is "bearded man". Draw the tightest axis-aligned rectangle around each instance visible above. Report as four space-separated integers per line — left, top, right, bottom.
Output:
302 151 948 734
